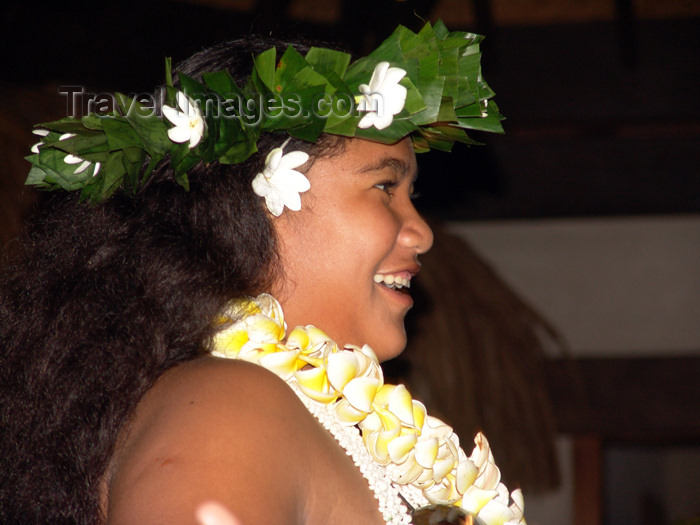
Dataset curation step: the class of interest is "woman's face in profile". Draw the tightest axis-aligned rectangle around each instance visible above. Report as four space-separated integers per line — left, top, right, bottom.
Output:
272 137 433 361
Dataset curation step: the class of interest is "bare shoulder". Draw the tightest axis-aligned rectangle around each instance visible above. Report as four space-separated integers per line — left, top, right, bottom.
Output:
104 358 310 525
104 357 383 525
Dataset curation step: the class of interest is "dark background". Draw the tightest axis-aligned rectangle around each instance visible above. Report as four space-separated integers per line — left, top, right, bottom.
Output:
1 0 698 225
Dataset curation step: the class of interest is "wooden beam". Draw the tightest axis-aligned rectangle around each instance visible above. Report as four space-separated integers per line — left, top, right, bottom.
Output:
545 356 700 443
573 435 603 525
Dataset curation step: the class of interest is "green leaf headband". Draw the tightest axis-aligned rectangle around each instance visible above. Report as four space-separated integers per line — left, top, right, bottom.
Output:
25 20 503 203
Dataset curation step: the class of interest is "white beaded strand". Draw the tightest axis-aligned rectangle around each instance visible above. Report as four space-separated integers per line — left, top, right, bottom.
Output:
288 381 415 525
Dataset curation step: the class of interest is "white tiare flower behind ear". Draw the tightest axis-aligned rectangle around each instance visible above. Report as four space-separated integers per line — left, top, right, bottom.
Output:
163 91 206 149
252 138 310 217
357 61 407 130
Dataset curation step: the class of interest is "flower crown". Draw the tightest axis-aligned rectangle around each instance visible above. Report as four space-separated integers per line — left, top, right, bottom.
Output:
25 20 503 203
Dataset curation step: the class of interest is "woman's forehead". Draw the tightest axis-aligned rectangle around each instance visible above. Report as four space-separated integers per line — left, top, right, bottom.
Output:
303 137 417 188
343 138 416 174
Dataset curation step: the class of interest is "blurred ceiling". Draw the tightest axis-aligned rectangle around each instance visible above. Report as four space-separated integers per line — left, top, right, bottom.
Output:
177 0 699 26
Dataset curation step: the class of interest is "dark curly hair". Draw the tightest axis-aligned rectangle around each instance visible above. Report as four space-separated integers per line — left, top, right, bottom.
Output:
0 37 344 525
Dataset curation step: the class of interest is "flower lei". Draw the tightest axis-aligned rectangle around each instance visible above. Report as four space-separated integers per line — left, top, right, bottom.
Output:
25 20 502 204
211 294 525 525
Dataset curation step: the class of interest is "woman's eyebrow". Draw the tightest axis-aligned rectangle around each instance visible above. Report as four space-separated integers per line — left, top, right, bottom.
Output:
357 157 413 177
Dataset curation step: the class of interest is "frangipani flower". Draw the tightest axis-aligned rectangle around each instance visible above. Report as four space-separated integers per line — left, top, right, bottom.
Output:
470 432 502 491
455 433 526 524
359 385 439 474
327 345 381 393
294 338 341 403
356 61 407 130
211 294 286 362
329 344 384 424
295 339 374 404
163 91 206 149
475 484 526 525
213 296 337 387
252 138 310 217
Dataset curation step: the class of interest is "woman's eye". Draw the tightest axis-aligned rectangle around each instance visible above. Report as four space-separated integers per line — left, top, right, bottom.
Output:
374 181 396 194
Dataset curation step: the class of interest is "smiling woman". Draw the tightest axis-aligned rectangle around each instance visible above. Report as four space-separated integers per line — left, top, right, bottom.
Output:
0 22 519 525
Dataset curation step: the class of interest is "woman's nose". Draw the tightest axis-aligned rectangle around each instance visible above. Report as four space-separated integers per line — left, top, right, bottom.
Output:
399 204 434 255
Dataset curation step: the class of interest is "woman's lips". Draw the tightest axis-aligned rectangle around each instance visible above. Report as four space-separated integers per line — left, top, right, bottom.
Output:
373 270 415 307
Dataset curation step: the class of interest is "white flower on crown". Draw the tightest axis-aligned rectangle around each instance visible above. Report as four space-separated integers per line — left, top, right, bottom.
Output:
64 154 101 177
356 61 408 130
163 91 206 149
30 128 50 154
252 138 310 217
48 132 101 177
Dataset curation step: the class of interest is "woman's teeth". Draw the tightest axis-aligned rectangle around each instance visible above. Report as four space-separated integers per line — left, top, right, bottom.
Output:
373 273 411 290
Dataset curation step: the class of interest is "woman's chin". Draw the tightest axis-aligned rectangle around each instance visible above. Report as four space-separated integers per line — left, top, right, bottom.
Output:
370 331 407 363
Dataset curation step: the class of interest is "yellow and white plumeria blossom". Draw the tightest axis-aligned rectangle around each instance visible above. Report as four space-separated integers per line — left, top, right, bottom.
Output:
356 61 408 130
162 91 206 149
211 293 286 364
211 294 525 525
251 138 311 217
